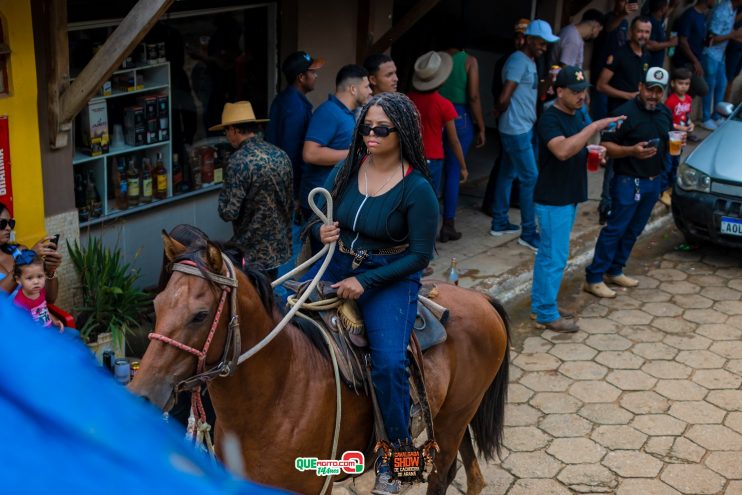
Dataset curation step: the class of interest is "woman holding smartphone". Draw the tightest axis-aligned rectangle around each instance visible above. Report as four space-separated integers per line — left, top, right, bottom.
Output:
0 201 62 301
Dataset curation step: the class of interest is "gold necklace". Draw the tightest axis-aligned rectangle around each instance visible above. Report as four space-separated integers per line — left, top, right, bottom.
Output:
364 157 401 197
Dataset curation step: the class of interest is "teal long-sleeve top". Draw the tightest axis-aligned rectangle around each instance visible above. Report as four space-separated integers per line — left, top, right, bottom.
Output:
311 165 438 289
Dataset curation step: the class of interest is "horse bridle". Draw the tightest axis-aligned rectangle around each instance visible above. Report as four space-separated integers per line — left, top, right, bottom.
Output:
148 254 242 393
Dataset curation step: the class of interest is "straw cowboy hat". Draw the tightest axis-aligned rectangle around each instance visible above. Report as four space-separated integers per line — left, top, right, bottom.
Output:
411 51 453 92
208 101 268 131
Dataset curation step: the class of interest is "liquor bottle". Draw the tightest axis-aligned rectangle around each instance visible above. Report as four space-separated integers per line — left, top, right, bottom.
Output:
171 152 183 194
112 158 128 211
127 157 140 206
201 147 214 184
74 173 86 209
213 150 223 184
141 157 153 203
154 152 168 199
190 149 202 189
445 257 460 286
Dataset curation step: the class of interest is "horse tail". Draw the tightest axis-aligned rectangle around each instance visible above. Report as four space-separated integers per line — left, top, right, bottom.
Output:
469 296 510 462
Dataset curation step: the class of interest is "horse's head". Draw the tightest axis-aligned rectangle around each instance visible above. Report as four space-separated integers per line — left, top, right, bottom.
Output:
129 230 236 411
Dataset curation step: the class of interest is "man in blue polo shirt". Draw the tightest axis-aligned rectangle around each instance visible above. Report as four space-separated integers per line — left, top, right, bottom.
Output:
300 64 371 220
265 51 324 219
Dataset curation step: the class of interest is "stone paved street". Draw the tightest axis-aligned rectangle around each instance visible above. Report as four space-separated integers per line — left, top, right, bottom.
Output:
337 230 742 494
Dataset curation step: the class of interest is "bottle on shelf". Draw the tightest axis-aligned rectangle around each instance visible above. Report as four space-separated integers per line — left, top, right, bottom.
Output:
85 169 102 218
190 148 202 190
154 152 168 199
201 146 214 184
141 157 153 203
445 257 460 286
75 173 89 222
172 152 183 194
213 150 223 184
127 157 141 206
112 157 129 211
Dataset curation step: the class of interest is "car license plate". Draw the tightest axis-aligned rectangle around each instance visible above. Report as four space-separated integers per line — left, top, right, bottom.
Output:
720 217 742 236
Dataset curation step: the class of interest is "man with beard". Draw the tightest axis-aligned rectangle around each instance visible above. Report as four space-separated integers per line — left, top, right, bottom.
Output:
531 66 624 332
596 16 652 225
584 68 672 299
490 19 559 252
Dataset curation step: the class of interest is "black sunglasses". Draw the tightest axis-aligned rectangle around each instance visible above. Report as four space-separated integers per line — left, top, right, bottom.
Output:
359 124 398 138
0 218 15 230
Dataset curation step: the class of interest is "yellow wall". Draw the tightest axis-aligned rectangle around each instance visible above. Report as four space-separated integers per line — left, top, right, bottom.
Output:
0 0 44 247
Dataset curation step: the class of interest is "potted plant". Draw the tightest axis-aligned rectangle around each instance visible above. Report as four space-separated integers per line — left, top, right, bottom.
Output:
67 237 151 362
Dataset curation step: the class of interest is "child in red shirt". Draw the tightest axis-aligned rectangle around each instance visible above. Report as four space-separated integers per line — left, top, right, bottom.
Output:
407 50 468 243
13 250 64 331
661 67 696 205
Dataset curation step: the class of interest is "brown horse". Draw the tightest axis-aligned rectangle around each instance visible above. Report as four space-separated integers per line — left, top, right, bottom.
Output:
130 233 510 494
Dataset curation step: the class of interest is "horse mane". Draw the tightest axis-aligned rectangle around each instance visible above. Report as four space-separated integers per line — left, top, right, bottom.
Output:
160 239 275 314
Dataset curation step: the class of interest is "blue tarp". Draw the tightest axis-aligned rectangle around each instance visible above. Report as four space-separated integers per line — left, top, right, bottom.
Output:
0 298 289 494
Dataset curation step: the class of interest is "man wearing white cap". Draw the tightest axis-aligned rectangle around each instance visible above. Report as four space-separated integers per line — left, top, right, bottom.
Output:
491 19 559 253
214 101 293 280
584 68 673 299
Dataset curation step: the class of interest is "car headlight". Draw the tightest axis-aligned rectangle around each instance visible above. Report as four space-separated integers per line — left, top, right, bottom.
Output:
677 162 711 193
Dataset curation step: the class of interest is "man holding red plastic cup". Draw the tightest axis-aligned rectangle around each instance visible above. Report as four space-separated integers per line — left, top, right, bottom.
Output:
531 66 625 333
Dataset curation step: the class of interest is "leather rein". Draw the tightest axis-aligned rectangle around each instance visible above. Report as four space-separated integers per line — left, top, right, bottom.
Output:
148 255 242 393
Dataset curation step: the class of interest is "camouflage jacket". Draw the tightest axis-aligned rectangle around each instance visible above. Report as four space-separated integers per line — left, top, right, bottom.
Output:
218 136 293 270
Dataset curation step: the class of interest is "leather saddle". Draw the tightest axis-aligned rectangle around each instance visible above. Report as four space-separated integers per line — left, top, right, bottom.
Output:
285 281 448 440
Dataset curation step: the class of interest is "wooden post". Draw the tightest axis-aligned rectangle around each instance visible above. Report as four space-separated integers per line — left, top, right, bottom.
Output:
367 0 442 55
59 0 173 124
47 0 70 149
356 0 371 64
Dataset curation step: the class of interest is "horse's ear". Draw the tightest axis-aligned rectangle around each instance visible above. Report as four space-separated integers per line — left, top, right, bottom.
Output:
205 241 224 273
162 230 187 262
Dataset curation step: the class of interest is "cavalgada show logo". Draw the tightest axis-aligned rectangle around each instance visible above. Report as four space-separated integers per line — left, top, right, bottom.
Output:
295 451 365 476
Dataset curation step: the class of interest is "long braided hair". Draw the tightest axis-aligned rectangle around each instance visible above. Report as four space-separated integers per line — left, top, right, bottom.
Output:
304 92 431 241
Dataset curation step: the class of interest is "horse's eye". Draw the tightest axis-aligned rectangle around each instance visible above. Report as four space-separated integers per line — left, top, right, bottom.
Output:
192 311 209 324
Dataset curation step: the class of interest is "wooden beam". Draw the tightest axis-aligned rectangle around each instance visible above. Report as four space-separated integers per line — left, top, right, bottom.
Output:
59 0 173 124
368 0 442 55
356 0 371 64
47 0 70 149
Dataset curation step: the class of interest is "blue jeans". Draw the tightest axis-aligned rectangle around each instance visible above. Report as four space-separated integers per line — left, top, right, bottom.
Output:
532 203 577 324
586 175 661 283
702 54 728 122
442 104 474 220
491 129 538 237
661 153 680 191
427 159 443 198
301 250 419 443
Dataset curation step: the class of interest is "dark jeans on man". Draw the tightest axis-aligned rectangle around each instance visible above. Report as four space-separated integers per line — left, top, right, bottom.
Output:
586 175 661 283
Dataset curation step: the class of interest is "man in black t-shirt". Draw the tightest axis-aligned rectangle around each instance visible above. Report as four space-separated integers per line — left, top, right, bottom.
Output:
532 66 624 333
596 16 652 224
584 68 673 299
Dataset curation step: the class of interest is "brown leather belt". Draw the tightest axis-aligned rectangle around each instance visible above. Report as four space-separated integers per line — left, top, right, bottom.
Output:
337 239 408 269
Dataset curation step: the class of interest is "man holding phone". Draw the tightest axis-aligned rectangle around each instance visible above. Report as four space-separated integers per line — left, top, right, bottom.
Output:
584 68 673 299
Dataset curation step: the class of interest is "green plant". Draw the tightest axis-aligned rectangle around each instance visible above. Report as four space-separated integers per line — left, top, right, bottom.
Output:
67 237 151 348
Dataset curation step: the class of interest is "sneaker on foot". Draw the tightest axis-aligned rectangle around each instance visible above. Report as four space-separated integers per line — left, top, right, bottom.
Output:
372 472 401 495
537 317 580 333
490 223 520 236
701 119 718 131
518 235 540 252
583 281 617 298
530 309 577 320
605 273 639 288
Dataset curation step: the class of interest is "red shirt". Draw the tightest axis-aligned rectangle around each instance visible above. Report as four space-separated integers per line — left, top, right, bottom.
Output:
13 288 52 327
407 91 458 160
665 93 693 126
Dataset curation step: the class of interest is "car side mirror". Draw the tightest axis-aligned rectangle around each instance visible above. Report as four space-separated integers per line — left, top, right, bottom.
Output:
716 102 734 118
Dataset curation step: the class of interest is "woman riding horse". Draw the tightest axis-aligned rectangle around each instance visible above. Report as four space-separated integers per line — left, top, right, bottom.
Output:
303 92 438 494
